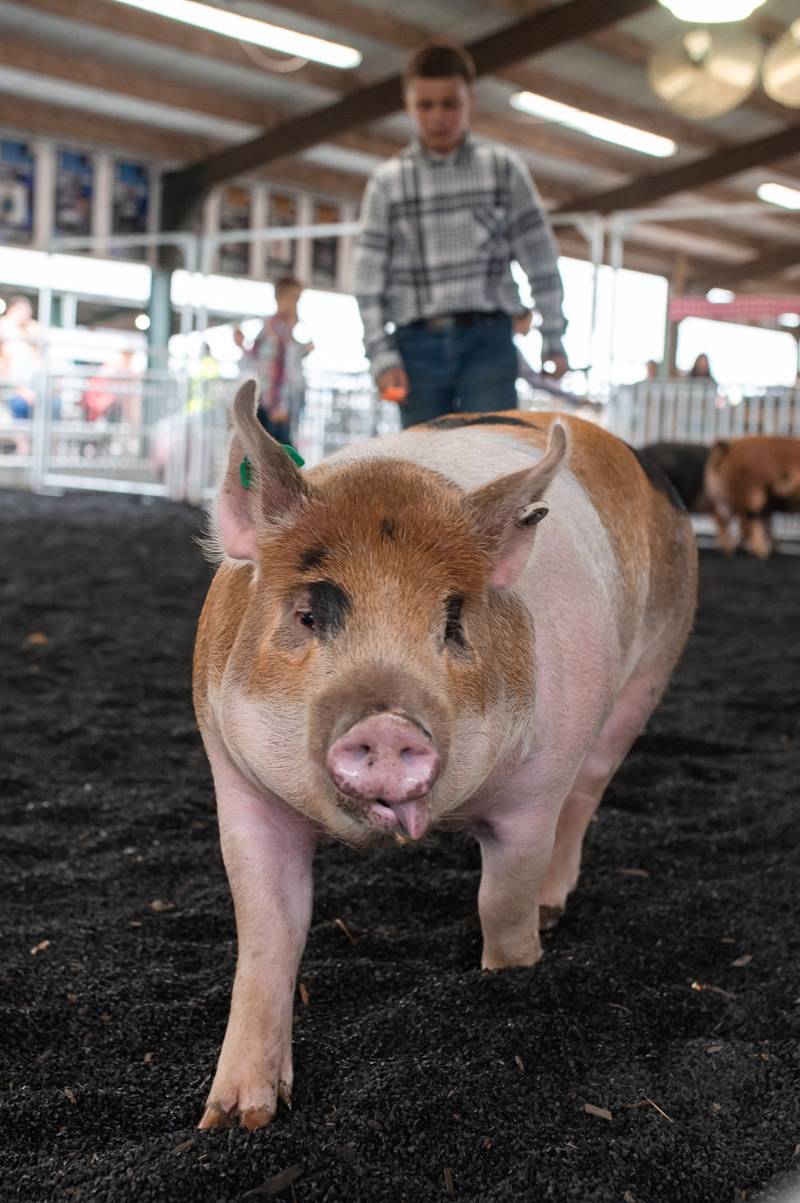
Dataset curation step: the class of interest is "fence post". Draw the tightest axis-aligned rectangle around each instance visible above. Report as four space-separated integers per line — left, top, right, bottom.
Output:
30 262 54 494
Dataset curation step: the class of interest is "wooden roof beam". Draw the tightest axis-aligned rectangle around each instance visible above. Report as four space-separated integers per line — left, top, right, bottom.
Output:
558 123 800 215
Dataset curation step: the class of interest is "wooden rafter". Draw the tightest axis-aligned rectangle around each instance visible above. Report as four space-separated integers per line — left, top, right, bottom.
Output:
559 124 800 214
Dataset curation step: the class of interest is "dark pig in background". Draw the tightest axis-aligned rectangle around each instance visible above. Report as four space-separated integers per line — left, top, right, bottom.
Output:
192 384 698 1130
639 442 711 513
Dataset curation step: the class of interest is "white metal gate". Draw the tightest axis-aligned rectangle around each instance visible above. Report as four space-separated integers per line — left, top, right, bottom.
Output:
606 381 800 447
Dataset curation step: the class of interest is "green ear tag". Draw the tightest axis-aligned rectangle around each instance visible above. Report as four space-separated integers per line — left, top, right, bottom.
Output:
281 444 305 468
239 455 252 489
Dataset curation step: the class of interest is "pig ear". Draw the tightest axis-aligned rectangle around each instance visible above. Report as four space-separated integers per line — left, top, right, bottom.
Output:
466 422 569 588
216 379 310 562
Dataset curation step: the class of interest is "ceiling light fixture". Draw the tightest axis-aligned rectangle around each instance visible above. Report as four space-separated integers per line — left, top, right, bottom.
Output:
762 18 800 109
706 288 735 303
509 91 676 157
658 0 767 22
757 181 800 210
108 0 362 69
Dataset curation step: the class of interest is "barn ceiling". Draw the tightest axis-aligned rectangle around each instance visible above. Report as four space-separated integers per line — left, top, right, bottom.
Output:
0 0 799 293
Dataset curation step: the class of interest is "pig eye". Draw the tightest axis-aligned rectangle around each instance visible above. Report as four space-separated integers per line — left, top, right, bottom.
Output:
444 596 467 649
294 581 351 639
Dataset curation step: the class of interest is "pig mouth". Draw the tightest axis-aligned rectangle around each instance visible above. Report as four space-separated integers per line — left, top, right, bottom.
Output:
367 798 430 841
334 790 431 843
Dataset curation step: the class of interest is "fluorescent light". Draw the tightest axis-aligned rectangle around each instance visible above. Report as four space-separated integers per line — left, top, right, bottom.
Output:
778 312 800 328
757 182 800 211
108 0 362 69
135 313 151 330
706 289 735 303
658 0 766 20
510 91 676 158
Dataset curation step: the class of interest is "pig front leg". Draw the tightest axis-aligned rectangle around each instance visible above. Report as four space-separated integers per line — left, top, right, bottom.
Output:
198 733 317 1130
474 806 559 971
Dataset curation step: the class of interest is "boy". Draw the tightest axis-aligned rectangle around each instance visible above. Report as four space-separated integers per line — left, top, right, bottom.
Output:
353 41 568 428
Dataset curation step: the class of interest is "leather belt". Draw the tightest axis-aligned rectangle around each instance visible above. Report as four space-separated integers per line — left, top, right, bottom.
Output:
405 310 505 334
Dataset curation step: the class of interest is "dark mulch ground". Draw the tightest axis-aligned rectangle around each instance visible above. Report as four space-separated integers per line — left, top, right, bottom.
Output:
1 490 798 1203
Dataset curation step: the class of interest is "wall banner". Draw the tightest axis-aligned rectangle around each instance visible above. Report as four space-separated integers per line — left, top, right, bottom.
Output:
0 140 34 246
55 149 93 239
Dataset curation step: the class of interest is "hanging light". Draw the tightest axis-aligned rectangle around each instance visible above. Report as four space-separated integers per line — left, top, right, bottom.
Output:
658 0 767 21
762 19 800 108
649 26 763 119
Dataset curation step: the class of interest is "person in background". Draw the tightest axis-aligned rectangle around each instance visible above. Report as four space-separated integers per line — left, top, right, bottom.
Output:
353 40 568 429
644 359 660 382
234 276 312 446
0 295 40 421
689 353 715 384
82 349 141 425
187 343 221 414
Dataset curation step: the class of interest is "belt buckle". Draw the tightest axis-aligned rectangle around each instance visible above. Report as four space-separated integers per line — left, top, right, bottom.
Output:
426 316 452 334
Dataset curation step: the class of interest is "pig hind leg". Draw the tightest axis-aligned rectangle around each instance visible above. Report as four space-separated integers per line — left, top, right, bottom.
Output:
537 647 681 928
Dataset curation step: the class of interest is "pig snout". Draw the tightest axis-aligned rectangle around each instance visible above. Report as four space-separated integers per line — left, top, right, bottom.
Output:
327 713 440 810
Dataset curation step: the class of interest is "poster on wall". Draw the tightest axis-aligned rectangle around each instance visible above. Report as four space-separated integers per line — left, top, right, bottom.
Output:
112 161 149 259
266 192 297 276
311 201 339 288
218 185 251 276
55 149 93 239
0 140 34 246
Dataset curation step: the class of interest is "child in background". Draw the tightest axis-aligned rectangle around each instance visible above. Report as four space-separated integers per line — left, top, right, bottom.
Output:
235 276 313 445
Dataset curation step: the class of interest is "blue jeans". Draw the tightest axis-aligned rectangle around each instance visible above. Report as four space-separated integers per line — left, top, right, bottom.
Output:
394 313 518 429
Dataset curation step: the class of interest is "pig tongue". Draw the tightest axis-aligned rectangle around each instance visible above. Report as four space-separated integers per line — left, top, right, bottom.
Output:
389 800 428 841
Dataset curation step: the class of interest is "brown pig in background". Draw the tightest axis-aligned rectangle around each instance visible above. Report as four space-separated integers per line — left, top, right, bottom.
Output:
193 382 697 1130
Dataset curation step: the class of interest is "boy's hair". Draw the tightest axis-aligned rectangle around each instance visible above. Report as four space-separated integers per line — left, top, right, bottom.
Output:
275 276 303 300
403 41 476 89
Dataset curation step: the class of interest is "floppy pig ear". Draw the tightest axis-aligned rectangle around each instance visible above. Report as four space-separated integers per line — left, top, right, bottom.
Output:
216 379 309 562
466 422 569 588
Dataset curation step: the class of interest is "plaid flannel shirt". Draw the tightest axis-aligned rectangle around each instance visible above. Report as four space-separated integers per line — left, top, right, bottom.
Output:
353 135 566 381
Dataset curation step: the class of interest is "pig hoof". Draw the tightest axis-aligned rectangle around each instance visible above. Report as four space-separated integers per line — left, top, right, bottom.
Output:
240 1106 274 1131
539 904 564 931
198 1101 276 1131
198 1104 238 1130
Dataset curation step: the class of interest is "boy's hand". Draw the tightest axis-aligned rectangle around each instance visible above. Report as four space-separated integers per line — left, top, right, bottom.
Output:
377 367 409 402
542 353 569 380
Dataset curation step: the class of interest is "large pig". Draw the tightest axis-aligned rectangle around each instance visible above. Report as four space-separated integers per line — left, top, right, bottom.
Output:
193 382 697 1130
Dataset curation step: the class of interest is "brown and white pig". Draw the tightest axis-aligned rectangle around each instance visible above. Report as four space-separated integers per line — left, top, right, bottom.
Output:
192 382 697 1130
704 435 800 559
